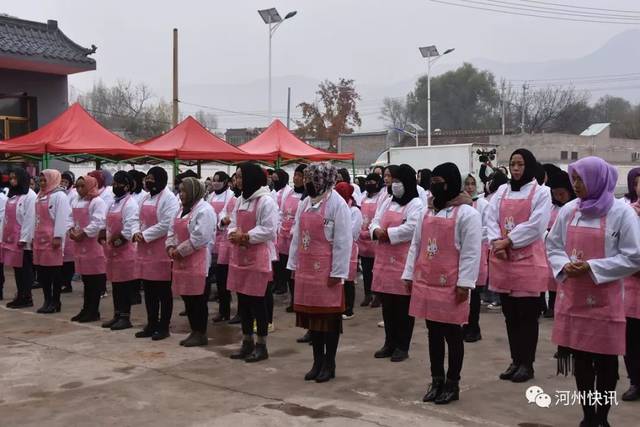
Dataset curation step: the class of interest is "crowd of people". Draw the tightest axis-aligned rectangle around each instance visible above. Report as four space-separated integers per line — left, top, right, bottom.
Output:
1 149 639 426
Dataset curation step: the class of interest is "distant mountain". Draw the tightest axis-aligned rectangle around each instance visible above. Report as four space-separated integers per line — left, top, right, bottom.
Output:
181 30 640 132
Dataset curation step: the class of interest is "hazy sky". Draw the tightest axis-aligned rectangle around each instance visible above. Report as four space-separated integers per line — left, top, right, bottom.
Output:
3 0 639 127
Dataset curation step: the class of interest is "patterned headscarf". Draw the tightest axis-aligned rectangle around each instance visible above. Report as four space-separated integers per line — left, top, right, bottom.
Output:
305 162 337 197
180 177 206 214
81 176 101 200
38 169 62 197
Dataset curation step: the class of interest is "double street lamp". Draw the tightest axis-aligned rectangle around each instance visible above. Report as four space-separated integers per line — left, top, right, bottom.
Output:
418 45 455 146
258 8 297 122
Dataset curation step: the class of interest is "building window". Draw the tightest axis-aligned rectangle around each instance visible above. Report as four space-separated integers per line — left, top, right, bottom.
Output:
0 95 37 140
571 152 578 160
560 151 568 160
633 152 640 162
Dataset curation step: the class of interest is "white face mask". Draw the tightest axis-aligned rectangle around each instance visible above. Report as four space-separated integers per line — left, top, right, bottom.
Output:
391 182 405 199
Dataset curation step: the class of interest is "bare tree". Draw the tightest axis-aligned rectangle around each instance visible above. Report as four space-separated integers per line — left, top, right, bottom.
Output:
194 110 219 130
380 97 409 130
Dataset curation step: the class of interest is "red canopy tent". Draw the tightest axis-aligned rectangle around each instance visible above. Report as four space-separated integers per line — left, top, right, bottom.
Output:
136 116 260 162
238 119 354 164
0 103 143 165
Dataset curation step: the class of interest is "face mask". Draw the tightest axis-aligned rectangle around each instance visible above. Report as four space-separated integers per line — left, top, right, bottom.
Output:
293 185 305 194
112 185 127 198
365 183 379 195
391 182 405 199
305 182 318 198
430 182 447 198
232 187 241 198
212 182 224 191
273 180 286 191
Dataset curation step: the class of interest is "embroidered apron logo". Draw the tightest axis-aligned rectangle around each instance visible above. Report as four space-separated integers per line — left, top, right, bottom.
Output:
302 230 311 251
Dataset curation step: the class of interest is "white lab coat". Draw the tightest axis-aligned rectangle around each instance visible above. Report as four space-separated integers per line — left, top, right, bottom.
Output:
71 196 106 238
546 198 640 284
140 188 180 243
166 199 217 273
99 187 115 209
107 196 140 241
402 204 482 288
369 196 424 245
486 181 551 248
39 191 71 239
287 190 352 279
349 205 363 242
473 197 490 243
417 186 431 206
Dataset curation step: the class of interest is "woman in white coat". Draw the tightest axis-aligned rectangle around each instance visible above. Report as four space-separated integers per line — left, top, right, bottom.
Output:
547 156 640 427
167 177 216 347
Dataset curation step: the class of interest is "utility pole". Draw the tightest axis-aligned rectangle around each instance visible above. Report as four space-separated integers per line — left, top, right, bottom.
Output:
172 28 179 128
286 87 291 129
520 83 527 134
501 81 506 136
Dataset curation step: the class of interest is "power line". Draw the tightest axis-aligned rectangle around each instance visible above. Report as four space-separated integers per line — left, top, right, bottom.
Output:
521 0 640 15
429 0 640 24
508 72 640 83
477 0 640 20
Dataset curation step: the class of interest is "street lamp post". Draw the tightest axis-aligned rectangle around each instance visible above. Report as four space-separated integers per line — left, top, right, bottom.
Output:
258 8 297 122
419 45 455 146
393 122 424 147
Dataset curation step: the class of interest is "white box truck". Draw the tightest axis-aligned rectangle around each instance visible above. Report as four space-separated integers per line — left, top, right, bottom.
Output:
372 143 498 178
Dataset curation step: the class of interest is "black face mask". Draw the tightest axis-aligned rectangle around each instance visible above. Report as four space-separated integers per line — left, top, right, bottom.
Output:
305 182 318 198
233 187 242 198
293 185 305 194
387 184 393 195
365 183 379 195
430 182 446 199
144 180 157 194
112 186 127 198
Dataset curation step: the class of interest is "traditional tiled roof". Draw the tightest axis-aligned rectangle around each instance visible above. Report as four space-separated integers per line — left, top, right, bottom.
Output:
0 14 96 69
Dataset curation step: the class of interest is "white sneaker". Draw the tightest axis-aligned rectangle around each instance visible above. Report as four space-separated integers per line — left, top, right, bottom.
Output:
342 313 355 320
487 302 502 310
377 321 384 328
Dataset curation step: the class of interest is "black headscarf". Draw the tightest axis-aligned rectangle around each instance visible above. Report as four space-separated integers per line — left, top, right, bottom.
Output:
488 171 509 195
238 162 267 199
384 165 399 195
547 171 576 207
8 167 30 197
293 164 307 197
128 170 145 194
391 164 418 206
365 172 383 197
61 171 75 190
213 171 230 194
273 169 289 192
431 163 462 211
534 162 546 186
337 168 351 184
418 168 432 191
112 170 132 200
147 166 168 196
543 164 562 182
509 149 537 191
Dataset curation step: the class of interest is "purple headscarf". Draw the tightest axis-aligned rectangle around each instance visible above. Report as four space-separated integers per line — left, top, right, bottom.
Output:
568 156 618 218
625 167 640 203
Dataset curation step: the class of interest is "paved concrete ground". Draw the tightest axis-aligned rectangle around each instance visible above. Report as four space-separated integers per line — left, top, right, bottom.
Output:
0 270 637 427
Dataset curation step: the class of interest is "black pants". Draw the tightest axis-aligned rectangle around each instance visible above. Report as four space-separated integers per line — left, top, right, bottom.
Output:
548 291 556 312
310 324 341 369
182 291 208 334
214 263 231 317
273 253 291 294
238 292 268 337
466 287 482 334
427 320 464 381
381 293 415 352
81 274 106 315
112 280 137 315
143 280 173 332
360 256 374 296
500 294 540 367
39 265 62 306
0 262 4 297
574 350 618 425
344 281 355 316
14 250 34 298
625 317 640 386
58 261 75 289
265 282 274 324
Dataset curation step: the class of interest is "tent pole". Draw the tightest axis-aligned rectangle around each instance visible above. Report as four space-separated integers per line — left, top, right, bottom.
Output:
196 160 202 178
173 158 179 181
351 158 356 179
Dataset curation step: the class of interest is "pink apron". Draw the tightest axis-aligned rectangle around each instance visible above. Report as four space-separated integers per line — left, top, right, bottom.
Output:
227 197 272 297
358 195 379 258
371 204 411 296
348 237 359 282
409 207 469 324
489 184 549 296
2 196 24 267
105 196 138 283
138 192 172 281
216 197 236 265
472 200 488 287
33 194 63 267
72 200 106 275
294 197 343 308
552 209 625 355
171 210 207 296
624 275 640 320
209 193 228 254
547 205 561 292
277 191 300 255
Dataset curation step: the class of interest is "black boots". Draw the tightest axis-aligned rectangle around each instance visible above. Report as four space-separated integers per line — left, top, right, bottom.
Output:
623 384 640 401
110 314 132 331
102 313 120 328
374 345 394 359
151 329 170 341
180 331 208 347
245 343 269 363
135 325 155 338
390 348 409 362
434 380 460 404
423 377 445 402
37 301 61 314
6 294 33 309
315 359 335 383
360 294 373 307
510 365 534 383
305 333 325 381
499 363 519 380
230 339 255 360
463 328 482 343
